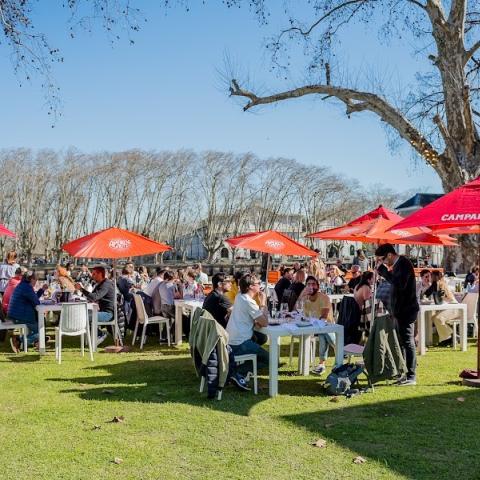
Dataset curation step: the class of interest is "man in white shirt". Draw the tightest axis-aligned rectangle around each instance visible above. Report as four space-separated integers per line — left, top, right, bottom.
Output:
143 267 166 316
227 273 269 373
193 263 209 285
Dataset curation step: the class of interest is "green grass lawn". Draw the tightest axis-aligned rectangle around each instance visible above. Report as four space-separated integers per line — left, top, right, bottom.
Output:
1 333 479 480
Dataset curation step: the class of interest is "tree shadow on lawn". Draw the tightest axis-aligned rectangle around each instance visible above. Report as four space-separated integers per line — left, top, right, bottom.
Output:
281 389 480 480
46 356 331 415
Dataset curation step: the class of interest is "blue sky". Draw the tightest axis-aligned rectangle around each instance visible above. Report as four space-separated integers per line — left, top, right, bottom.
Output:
0 1 442 192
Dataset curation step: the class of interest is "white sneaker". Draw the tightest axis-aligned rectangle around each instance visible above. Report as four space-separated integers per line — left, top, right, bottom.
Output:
312 364 326 375
96 332 108 347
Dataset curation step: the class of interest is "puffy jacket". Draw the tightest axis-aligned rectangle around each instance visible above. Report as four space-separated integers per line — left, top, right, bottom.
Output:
7 279 44 324
337 296 362 345
2 275 21 314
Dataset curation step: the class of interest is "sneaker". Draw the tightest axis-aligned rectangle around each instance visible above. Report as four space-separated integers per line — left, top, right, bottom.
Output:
393 376 407 385
96 332 108 347
312 364 326 375
10 336 20 354
230 373 251 392
397 378 417 387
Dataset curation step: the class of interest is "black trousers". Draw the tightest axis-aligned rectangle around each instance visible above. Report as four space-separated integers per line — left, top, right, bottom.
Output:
396 319 416 379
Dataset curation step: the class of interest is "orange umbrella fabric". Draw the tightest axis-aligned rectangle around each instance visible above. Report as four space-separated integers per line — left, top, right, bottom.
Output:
225 230 317 257
62 227 171 259
348 205 403 224
0 223 15 238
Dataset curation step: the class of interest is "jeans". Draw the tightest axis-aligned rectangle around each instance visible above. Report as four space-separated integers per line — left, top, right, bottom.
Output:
230 339 269 375
397 319 416 379
97 311 113 336
11 317 38 346
318 333 336 362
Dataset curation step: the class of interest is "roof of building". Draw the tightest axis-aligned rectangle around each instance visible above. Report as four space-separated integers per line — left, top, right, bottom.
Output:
396 193 443 210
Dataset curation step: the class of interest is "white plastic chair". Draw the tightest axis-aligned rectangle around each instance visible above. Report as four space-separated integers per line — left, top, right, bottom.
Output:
463 292 479 338
0 320 28 352
199 353 258 399
55 302 93 364
132 294 171 349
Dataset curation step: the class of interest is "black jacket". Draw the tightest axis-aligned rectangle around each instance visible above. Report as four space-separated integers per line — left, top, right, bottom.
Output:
377 256 419 323
274 277 291 304
81 278 115 314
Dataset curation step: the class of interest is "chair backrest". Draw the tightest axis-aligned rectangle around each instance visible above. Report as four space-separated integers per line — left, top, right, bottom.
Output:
133 294 147 324
59 302 89 334
462 293 479 321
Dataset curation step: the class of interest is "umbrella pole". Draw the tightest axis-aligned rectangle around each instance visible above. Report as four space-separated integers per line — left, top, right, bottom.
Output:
113 259 119 347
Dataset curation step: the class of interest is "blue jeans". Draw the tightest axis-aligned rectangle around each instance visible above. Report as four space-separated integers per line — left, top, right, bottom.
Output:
230 339 269 375
11 317 38 346
318 333 336 362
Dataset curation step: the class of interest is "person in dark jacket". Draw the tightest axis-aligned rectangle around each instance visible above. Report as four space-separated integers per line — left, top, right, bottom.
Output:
274 268 293 305
75 266 115 346
7 270 47 350
375 243 419 386
203 272 233 328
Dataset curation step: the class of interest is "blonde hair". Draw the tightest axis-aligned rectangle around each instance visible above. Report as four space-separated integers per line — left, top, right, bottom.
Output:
295 269 306 283
6 251 17 264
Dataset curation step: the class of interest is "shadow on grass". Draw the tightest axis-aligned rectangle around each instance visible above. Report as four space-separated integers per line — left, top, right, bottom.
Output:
7 354 41 363
281 389 480 480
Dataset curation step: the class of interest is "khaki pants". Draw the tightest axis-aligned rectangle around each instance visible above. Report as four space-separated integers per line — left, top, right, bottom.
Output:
432 308 462 342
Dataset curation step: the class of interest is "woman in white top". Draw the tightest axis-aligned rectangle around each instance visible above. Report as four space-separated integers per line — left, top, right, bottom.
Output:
0 251 19 294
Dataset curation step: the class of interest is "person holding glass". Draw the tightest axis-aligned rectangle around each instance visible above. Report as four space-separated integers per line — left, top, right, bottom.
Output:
299 275 334 375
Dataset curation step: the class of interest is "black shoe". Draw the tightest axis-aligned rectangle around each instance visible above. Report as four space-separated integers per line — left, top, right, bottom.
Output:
230 373 251 392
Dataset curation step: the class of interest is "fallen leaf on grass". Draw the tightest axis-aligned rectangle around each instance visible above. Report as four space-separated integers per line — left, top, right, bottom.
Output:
311 439 327 448
353 456 366 464
92 425 102 430
329 396 340 403
113 457 123 465
110 416 125 423
456 397 465 402
102 389 114 394
324 423 335 429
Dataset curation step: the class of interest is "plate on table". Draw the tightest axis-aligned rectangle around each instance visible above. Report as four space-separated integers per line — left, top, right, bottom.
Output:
296 320 312 327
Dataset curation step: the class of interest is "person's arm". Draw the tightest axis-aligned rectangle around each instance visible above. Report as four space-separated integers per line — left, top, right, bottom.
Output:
80 281 108 302
26 285 42 306
250 292 268 327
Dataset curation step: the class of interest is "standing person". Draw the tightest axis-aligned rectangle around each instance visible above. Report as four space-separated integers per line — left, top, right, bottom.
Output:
274 268 293 305
227 273 269 374
75 266 116 346
353 271 374 309
2 266 27 315
0 251 20 298
353 249 369 272
7 270 48 352
202 273 233 328
375 243 419 386
347 265 362 292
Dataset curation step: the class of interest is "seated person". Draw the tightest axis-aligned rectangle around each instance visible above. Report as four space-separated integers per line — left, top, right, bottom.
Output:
2 266 27 315
225 271 242 304
183 270 199 298
143 267 165 315
347 265 362 292
202 273 233 328
416 269 432 301
75 266 115 346
7 270 47 352
285 269 306 311
424 270 462 346
226 273 269 374
328 265 346 294
76 263 92 288
299 276 333 375
274 267 293 305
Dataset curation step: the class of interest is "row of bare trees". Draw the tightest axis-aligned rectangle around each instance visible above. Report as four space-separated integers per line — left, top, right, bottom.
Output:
0 148 411 263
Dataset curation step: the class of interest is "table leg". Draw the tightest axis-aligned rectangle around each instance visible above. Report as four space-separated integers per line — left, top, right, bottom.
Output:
268 335 279 397
426 312 433 346
174 303 183 346
301 335 311 376
297 336 303 375
334 329 344 367
461 306 468 352
91 306 98 353
38 312 46 354
419 311 426 355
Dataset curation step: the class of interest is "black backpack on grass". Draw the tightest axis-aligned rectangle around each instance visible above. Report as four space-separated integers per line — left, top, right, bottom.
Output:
324 363 365 396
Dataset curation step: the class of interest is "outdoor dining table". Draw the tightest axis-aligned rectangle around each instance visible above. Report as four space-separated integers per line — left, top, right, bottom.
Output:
257 319 344 397
35 302 99 354
173 298 204 345
417 301 468 355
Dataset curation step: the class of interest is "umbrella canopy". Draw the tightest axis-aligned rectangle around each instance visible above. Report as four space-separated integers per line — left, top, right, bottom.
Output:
348 205 403 224
389 176 480 231
307 217 457 246
0 223 16 238
225 230 317 257
62 227 171 259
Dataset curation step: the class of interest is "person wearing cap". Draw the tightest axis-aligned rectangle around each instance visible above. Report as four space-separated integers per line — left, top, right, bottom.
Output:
374 243 419 386
202 272 233 328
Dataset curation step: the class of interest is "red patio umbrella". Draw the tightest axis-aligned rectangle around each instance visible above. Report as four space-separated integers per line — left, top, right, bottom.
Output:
387 176 480 383
63 227 172 348
348 204 403 224
0 223 16 238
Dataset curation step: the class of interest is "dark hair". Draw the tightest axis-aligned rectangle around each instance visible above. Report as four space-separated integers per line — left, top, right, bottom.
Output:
121 267 129 275
22 270 36 282
233 270 244 284
92 266 106 278
282 267 292 276
420 269 431 278
15 267 23 275
239 273 258 294
212 272 226 289
374 243 396 257
163 271 174 281
431 270 442 279
305 275 319 288
155 267 165 276
356 271 374 290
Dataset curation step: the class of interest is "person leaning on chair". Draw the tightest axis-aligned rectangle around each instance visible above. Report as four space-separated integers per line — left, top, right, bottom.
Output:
374 243 419 386
226 273 269 375
75 266 115 347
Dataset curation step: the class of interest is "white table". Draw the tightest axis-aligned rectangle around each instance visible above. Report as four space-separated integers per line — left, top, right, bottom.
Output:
36 302 99 354
173 299 204 345
257 321 344 397
417 302 468 355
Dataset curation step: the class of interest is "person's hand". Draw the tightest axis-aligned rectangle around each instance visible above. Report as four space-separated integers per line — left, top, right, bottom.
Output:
256 290 266 306
375 257 384 270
